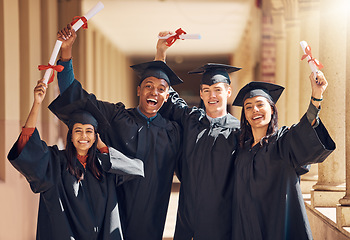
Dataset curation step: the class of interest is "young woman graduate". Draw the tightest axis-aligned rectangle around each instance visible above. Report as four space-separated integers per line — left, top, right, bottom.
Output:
48 25 182 240
7 80 144 240
231 71 336 240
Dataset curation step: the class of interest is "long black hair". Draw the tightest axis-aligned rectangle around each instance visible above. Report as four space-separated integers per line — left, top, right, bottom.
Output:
65 126 103 181
239 97 279 148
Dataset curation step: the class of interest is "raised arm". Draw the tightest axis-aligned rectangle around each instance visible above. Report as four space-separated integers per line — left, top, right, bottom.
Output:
277 71 334 168
24 79 47 128
154 31 173 62
56 24 77 94
307 71 328 126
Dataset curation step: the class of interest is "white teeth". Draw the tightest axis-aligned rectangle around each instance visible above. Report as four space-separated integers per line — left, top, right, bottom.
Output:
79 140 88 143
253 116 262 120
147 99 157 103
209 101 217 104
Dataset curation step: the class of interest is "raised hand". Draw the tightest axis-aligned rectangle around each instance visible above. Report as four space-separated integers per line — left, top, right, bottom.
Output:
310 71 328 108
57 24 77 60
33 79 47 105
155 31 173 62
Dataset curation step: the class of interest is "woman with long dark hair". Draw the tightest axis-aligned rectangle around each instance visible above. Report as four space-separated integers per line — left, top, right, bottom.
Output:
231 72 335 240
8 80 144 240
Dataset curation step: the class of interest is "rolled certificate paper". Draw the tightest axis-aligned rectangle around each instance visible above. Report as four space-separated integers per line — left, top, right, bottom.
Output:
42 40 63 84
158 28 201 47
40 1 104 84
158 33 202 40
300 41 324 78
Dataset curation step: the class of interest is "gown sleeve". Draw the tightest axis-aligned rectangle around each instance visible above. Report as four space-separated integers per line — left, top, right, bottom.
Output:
57 59 75 94
49 73 125 125
159 86 201 128
97 146 145 186
7 129 61 193
276 114 336 168
17 127 35 153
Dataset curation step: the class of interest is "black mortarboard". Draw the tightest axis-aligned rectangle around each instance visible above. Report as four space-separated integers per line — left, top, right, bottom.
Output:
130 60 183 86
232 81 285 106
48 98 110 132
188 63 241 85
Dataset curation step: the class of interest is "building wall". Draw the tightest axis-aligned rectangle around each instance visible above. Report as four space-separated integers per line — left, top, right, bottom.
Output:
233 0 350 239
0 0 133 239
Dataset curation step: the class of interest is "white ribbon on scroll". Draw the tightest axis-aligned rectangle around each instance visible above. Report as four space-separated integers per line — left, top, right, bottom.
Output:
42 1 104 84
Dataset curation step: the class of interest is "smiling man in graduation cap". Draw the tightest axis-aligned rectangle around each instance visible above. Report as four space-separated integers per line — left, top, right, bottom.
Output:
48 25 183 240
156 31 241 240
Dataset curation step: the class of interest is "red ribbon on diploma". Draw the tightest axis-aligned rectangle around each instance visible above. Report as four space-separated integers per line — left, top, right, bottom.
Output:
71 16 88 29
301 45 324 69
38 64 64 84
166 28 187 47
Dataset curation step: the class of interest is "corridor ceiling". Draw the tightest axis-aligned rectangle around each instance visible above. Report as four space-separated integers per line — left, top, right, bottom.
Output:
82 0 254 57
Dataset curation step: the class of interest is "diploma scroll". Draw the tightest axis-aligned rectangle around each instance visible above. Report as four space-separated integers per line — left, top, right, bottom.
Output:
158 28 201 47
158 33 201 40
300 41 323 79
41 1 104 84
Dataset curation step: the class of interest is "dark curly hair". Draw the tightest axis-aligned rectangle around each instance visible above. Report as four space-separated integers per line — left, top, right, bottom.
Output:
239 97 279 148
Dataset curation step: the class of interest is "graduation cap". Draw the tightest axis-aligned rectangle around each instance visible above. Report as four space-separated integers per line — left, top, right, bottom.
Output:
188 63 241 85
130 60 183 86
232 81 285 106
48 98 110 132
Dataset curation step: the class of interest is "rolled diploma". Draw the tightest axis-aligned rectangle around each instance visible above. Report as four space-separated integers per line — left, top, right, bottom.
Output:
158 33 201 40
42 1 104 84
300 41 318 78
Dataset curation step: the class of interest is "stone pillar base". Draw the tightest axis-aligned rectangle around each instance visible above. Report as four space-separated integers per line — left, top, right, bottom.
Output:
300 180 317 195
311 189 345 208
336 205 350 228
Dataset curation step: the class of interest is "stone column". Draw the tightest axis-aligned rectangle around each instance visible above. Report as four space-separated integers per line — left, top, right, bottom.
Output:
298 0 320 194
311 0 347 207
284 0 300 126
336 3 350 228
270 0 287 126
18 0 42 129
58 0 83 83
40 0 60 146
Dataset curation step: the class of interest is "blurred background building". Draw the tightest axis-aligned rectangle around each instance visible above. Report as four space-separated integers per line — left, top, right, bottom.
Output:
0 0 350 239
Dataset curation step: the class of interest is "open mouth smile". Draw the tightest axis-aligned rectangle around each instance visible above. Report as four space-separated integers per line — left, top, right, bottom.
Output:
147 98 158 106
252 115 263 120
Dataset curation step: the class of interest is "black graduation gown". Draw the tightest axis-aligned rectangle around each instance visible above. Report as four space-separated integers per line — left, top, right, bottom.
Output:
8 129 144 240
159 90 240 240
49 80 182 240
232 115 336 240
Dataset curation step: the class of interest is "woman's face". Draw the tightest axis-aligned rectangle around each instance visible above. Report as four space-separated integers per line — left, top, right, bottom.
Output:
243 96 273 131
71 123 96 156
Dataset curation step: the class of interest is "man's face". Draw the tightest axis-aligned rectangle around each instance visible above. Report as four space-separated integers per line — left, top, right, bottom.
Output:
137 77 170 118
200 82 231 118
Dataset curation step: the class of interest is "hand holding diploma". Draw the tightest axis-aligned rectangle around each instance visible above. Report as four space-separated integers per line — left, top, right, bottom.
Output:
158 28 201 47
300 41 324 79
155 28 201 61
39 1 104 84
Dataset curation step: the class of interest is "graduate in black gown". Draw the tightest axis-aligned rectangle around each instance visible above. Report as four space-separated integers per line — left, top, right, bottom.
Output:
8 80 144 240
48 25 183 240
231 72 336 240
155 31 241 240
